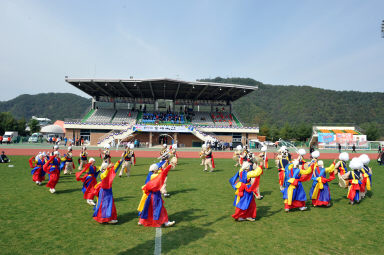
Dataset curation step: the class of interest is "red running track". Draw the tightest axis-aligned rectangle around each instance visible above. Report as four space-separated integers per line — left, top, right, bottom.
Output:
1 148 379 160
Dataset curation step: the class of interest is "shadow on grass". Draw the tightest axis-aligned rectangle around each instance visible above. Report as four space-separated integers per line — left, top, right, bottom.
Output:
169 188 197 196
129 173 148 177
205 215 228 226
168 209 206 223
115 196 134 202
261 190 273 196
118 210 139 224
117 226 214 255
258 206 282 218
56 188 79 194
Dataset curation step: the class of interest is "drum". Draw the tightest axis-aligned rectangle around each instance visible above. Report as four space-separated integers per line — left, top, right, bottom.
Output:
338 173 348 188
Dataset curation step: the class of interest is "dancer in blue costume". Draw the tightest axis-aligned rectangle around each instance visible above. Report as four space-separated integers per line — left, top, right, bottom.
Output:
229 157 263 221
341 157 363 205
76 158 100 206
281 159 313 212
30 153 46 185
359 154 372 199
309 160 336 207
137 160 176 227
93 163 117 223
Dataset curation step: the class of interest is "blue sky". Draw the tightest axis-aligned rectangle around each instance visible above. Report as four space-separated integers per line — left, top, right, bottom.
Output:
0 0 383 100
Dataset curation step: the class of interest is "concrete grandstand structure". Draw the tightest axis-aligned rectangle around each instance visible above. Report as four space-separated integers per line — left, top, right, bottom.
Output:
64 77 260 147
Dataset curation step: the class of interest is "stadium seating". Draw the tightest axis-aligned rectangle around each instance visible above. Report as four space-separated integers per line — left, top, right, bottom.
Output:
141 112 186 124
86 109 116 123
192 112 215 125
112 110 138 124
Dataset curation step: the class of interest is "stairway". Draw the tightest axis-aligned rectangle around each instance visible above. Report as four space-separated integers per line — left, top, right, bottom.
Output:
97 127 135 147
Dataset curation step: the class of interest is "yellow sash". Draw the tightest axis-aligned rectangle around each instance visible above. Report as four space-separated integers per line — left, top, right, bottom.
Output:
286 178 296 205
311 177 324 199
361 169 371 191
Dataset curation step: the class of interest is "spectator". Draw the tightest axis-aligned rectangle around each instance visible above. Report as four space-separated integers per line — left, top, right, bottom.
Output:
64 137 68 146
49 136 52 144
378 151 384 165
379 144 382 153
81 137 84 146
230 142 233 151
7 136 11 144
0 151 9 163
338 143 341 153
352 144 356 153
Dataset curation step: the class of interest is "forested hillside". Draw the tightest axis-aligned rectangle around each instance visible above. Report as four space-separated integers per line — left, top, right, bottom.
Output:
1 79 383 140
0 93 91 121
199 77 384 140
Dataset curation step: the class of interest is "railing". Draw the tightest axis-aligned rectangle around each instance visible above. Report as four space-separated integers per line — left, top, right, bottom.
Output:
97 130 117 144
97 126 134 146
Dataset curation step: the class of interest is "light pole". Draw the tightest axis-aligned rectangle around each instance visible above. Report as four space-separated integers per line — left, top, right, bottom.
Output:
382 20 384 38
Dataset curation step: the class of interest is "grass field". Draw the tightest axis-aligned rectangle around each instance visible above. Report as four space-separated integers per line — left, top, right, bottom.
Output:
0 156 383 255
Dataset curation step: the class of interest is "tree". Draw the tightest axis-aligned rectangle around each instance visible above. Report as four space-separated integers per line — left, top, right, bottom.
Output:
269 124 279 141
28 119 41 133
296 123 312 141
259 124 270 138
279 123 293 140
362 123 380 141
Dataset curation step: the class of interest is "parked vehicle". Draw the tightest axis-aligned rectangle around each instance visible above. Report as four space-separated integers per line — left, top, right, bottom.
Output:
2 131 18 143
28 133 43 143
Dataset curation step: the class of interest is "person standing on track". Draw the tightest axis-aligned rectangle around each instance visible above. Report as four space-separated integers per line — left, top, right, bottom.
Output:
119 144 134 178
203 144 215 172
78 146 88 171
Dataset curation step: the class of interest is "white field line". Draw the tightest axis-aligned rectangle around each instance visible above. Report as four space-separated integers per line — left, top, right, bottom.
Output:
154 227 162 255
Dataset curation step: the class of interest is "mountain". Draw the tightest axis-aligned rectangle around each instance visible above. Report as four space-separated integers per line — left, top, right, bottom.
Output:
1 80 383 139
0 93 91 121
199 77 384 139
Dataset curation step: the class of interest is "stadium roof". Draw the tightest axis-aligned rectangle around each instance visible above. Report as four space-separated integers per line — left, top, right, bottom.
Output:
65 78 257 101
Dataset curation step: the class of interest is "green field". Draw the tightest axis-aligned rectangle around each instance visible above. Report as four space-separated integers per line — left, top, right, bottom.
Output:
0 156 383 255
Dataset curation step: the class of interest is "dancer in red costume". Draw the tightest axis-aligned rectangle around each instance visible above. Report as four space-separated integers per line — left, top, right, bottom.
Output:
341 157 363 204
229 159 263 221
43 151 61 194
93 163 117 224
137 162 176 227
76 158 100 206
359 154 373 199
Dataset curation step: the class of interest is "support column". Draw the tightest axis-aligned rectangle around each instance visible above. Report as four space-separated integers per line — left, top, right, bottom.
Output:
149 132 153 147
174 133 178 145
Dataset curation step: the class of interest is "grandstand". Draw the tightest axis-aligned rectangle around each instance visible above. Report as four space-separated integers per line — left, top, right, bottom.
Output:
64 78 260 147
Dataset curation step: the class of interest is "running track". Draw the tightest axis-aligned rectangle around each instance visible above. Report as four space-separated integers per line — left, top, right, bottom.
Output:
1 148 379 160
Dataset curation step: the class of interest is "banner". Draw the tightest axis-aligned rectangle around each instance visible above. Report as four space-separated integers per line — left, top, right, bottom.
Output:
336 133 353 145
353 135 368 146
318 133 335 144
133 125 192 133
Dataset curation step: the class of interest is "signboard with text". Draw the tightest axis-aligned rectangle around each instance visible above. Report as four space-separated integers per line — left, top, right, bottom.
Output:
133 125 193 133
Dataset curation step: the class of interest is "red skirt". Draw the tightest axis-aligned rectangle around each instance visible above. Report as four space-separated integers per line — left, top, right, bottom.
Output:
32 169 45 182
46 173 59 189
232 199 257 219
360 178 367 193
311 199 329 206
278 170 285 186
284 200 305 209
84 178 97 200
